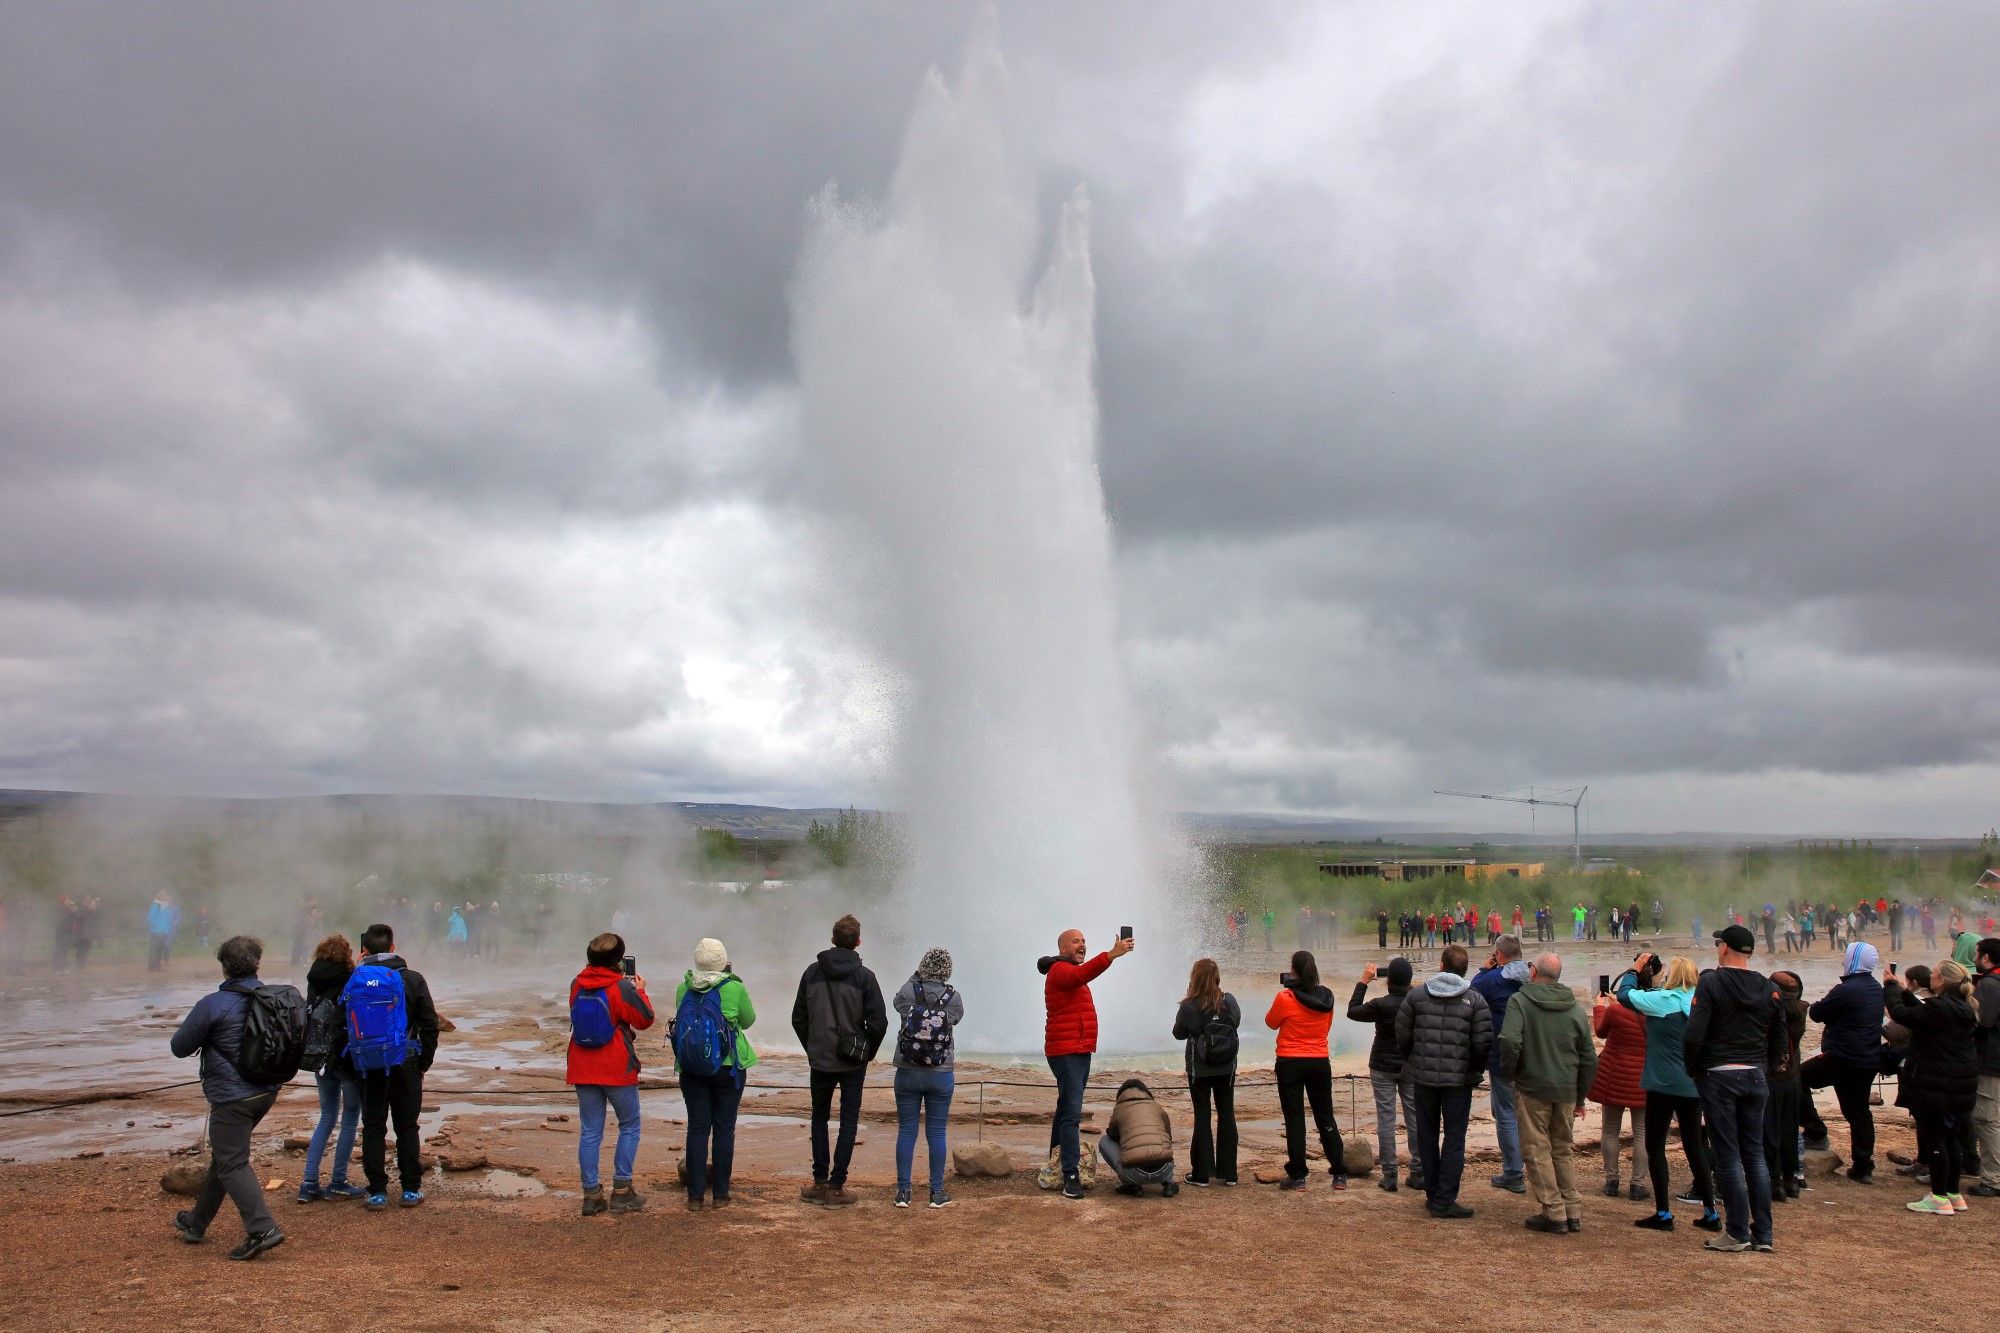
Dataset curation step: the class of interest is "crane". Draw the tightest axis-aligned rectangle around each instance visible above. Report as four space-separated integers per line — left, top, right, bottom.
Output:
1433 785 1589 867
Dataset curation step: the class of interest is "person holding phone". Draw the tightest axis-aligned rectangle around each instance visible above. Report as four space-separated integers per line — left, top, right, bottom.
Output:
1349 958 1418 1192
1039 925 1135 1199
566 931 656 1216
1266 950 1346 1192
1588 966 1650 1201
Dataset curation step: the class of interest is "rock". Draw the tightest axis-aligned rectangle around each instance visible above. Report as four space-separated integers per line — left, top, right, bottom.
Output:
421 1105 440 1113
436 1015 458 1033
283 1135 310 1152
1801 1148 1844 1177
1341 1136 1377 1175
1252 1165 1286 1185
675 1158 689 1185
539 1121 573 1134
953 1142 1014 1178
545 1113 569 1123
438 1152 488 1173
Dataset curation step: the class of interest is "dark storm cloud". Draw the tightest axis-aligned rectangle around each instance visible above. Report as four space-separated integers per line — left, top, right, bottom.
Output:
0 2 1995 830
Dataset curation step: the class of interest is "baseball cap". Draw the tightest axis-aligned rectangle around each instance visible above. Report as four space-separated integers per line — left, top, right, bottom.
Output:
1713 924 1757 954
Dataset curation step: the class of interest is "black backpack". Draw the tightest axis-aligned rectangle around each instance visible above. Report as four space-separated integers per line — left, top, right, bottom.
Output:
236 984 309 1086
1192 1004 1238 1067
300 990 345 1073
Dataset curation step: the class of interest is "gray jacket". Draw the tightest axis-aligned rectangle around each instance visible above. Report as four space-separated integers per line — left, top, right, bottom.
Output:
891 977 965 1069
170 977 283 1105
1393 972 1494 1090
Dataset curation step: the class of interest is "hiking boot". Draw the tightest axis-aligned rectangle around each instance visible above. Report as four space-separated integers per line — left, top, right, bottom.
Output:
1703 1236 1753 1253
1565 1218 1582 1234
710 1194 731 1209
1405 1172 1423 1190
1278 1174 1309 1192
227 1228 285 1261
1847 1168 1874 1185
824 1186 857 1208
1602 1178 1620 1197
799 1181 829 1206
1061 1175 1085 1200
296 1182 323 1205
1692 1211 1723 1232
398 1190 425 1208
609 1182 645 1214
1161 1182 1180 1198
324 1182 365 1201
1628 1183 1649 1201
1783 1181 1800 1200
928 1189 953 1209
1523 1215 1566 1234
1633 1212 1674 1231
894 1187 912 1208
172 1210 206 1244
1115 1182 1144 1196
1967 1183 2000 1198
1378 1176 1398 1193
580 1186 607 1217
1427 1202 1474 1219
685 1197 705 1212
1490 1174 1526 1194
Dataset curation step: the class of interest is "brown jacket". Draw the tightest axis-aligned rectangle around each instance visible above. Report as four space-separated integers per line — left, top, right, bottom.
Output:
1105 1081 1173 1167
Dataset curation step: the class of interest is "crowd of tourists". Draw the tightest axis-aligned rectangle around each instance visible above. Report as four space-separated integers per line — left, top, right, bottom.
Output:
162 908 1998 1261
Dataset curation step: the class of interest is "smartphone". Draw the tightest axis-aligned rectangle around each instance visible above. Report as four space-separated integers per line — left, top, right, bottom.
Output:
1597 974 1611 997
1887 962 1897 977
1120 925 1134 940
1279 972 1296 988
620 956 637 977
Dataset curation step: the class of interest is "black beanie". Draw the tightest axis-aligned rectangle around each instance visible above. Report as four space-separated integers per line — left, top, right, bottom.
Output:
1387 957 1414 987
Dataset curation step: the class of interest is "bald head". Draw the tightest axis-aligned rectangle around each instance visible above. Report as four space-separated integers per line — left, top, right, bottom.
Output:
1057 929 1085 963
1533 952 1563 981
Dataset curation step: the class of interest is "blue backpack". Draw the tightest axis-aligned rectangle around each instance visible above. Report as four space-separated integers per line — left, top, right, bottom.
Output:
343 963 414 1073
671 983 734 1077
570 984 618 1050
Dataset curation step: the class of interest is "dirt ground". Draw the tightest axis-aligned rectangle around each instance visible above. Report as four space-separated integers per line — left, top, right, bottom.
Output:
1 941 1988 1331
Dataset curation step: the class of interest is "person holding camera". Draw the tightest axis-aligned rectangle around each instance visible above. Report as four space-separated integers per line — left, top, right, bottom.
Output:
1266 950 1345 1191
1041 925 1136 1199
1618 951 1719 1233
792 914 887 1207
1394 942 1493 1218
1350 957 1418 1191
1172 957 1240 1186
567 931 656 1216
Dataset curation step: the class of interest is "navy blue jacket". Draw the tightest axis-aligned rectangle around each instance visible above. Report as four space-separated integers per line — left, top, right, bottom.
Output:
170 977 284 1105
1808 972 1885 1068
1470 961 1529 1073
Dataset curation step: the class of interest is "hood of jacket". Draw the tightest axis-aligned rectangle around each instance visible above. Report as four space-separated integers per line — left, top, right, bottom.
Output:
574 963 627 989
1708 964 1775 1007
1426 971 1472 998
361 952 408 971
1289 982 1335 1012
684 966 733 992
815 946 865 980
1501 959 1532 983
1036 955 1057 976
1517 980 1578 1012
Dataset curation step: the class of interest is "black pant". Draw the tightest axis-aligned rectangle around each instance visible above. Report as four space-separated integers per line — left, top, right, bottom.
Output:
1413 1084 1472 1207
809 1067 866 1188
362 1064 425 1194
1764 1077 1801 1185
1643 1090 1712 1213
1188 1073 1238 1183
1276 1057 1341 1180
193 1091 278 1236
1917 1109 1964 1196
1799 1055 1874 1173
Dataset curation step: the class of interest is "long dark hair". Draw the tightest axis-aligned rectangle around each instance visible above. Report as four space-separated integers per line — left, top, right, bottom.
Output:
1184 958 1223 1013
1289 950 1320 990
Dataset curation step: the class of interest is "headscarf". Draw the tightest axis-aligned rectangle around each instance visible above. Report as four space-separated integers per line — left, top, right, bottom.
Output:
915 947 953 983
1842 941 1880 977
690 937 730 989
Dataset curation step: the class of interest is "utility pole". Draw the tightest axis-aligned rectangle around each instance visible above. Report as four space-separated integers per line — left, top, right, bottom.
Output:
1434 785 1589 868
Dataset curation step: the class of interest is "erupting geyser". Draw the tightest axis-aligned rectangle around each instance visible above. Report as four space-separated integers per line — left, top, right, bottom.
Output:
793 21 1189 1049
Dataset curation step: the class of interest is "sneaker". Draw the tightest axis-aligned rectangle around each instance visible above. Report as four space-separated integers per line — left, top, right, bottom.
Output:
1946 1193 1967 1212
1219 1177 1239 1187
1967 1184 2000 1198
1753 1242 1775 1253
1633 1212 1674 1231
928 1190 953 1209
1186 1177 1210 1187
295 1183 323 1205
1278 1174 1309 1192
1783 1182 1800 1200
323 1183 365 1201
895 1187 912 1208
1802 1137 1829 1153
1906 1194 1953 1214
799 1181 829 1206
1427 1202 1475 1219
1565 1218 1582 1234
1523 1215 1566 1234
398 1190 424 1208
823 1187 857 1208
1703 1236 1753 1253
227 1228 285 1261
1894 1162 1926 1178
365 1193 388 1211
1061 1176 1085 1200
172 1210 206 1244
1846 1168 1874 1185
1602 1179 1621 1197
1490 1174 1526 1194
1378 1176 1398 1193
1693 1211 1723 1232
1331 1174 1347 1192
1674 1189 1704 1205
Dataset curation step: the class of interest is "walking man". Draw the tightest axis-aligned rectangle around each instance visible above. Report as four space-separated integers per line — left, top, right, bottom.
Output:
792 914 887 1207
1041 925 1135 1198
1395 943 1493 1218
1500 952 1597 1234
1684 924 1787 1253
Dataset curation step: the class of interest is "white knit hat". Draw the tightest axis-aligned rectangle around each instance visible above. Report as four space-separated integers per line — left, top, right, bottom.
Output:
693 937 729 974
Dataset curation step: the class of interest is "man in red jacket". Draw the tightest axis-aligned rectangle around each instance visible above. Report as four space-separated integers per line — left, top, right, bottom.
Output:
566 932 656 1216
1040 927 1135 1199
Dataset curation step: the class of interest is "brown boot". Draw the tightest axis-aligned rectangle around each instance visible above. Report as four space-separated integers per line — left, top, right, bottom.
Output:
609 1181 645 1214
580 1185 607 1217
824 1186 857 1208
799 1181 829 1206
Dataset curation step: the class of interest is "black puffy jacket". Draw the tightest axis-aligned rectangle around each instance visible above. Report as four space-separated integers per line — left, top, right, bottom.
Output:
1883 981 1978 1114
1393 972 1492 1089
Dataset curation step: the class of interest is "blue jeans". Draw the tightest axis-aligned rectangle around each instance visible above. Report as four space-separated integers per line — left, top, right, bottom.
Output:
682 1067 745 1201
895 1066 955 1193
1048 1053 1092 1178
304 1067 360 1188
1489 1070 1524 1182
576 1083 642 1191
1699 1067 1774 1245
1414 1084 1473 1208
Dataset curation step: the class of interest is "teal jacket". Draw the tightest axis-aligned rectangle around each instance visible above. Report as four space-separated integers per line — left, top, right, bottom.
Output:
1618 977 1696 1098
676 971 759 1071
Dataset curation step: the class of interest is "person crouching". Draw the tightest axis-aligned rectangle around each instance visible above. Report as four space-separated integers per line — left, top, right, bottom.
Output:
567 932 656 1216
1099 1078 1178 1196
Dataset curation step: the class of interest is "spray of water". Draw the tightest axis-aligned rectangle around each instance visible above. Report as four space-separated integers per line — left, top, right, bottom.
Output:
793 22 1193 1050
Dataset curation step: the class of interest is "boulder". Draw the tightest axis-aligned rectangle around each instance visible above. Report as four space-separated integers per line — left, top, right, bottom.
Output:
1251 1165 1287 1185
1801 1147 1844 1177
438 1152 488 1173
1341 1136 1377 1176
952 1142 1014 1178
161 1163 206 1195
283 1135 310 1152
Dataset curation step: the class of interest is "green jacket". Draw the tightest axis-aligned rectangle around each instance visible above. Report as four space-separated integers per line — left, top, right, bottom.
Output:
1953 932 1980 968
1500 979 1598 1103
676 971 759 1071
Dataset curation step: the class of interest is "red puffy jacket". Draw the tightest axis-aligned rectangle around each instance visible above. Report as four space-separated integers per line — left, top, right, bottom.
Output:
1587 997 1647 1108
565 966 657 1087
1044 953 1111 1057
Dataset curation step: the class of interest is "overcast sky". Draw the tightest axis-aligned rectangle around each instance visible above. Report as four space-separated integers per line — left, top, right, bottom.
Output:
2 2 1996 835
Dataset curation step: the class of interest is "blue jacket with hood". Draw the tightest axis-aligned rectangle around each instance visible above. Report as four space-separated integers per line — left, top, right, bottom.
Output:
1470 959 1532 1073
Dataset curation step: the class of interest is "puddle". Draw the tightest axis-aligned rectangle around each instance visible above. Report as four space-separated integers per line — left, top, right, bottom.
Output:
465 1168 547 1198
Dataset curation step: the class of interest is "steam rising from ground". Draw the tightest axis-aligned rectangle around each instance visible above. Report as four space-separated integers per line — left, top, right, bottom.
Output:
794 22 1195 1049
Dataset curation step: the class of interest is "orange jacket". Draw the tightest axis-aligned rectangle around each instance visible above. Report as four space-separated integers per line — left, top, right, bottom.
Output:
1264 985 1334 1059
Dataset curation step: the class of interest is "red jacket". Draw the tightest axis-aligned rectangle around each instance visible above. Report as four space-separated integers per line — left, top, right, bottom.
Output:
565 966 656 1086
1044 953 1111 1056
1587 997 1647 1108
